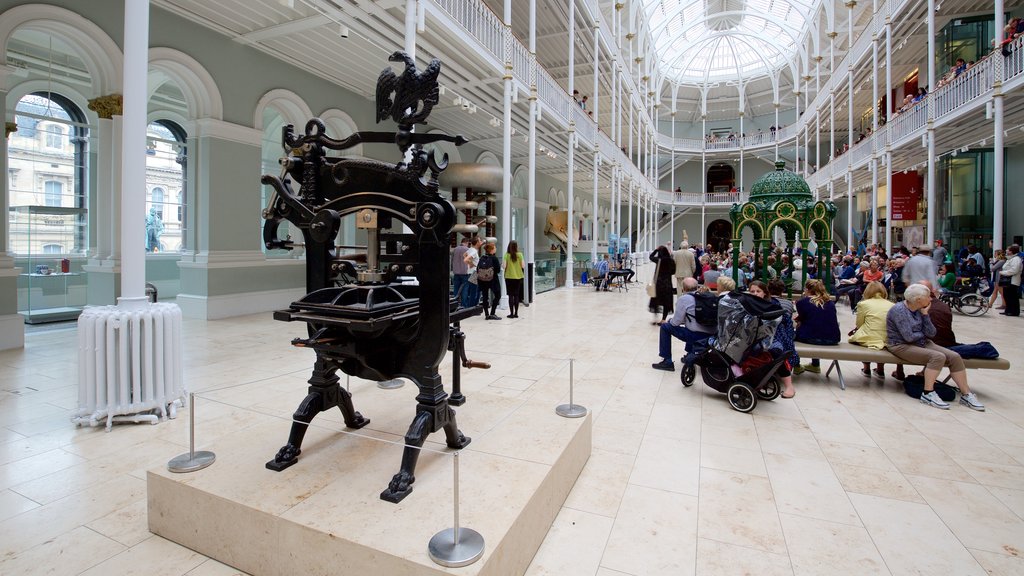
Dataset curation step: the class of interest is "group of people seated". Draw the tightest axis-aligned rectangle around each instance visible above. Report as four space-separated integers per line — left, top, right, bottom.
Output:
648 238 1022 410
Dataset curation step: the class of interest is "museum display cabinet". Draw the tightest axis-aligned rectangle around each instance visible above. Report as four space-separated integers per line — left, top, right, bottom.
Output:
11 205 89 323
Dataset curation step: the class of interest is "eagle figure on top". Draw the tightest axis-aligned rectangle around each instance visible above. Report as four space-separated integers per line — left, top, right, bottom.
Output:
376 51 441 128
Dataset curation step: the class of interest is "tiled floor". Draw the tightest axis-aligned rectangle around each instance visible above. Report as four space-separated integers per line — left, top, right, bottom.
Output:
2 274 1024 575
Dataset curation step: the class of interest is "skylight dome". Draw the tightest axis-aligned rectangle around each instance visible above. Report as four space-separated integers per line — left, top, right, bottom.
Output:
644 0 816 85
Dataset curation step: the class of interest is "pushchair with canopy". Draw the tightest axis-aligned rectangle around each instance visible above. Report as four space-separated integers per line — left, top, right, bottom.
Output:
693 291 791 412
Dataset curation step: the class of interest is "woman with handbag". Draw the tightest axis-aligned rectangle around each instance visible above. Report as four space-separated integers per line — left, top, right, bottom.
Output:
477 242 502 320
998 244 1022 317
648 244 676 324
989 250 1007 310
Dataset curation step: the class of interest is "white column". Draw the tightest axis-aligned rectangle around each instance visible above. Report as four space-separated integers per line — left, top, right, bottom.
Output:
501 0 514 298
670 108 675 242
565 0 574 287
847 3 855 252
885 15 893 255
527 0 536 300
592 23 599 263
815 110 821 174
774 104 780 160
118 0 150 308
701 116 706 243
404 0 417 57
926 0 936 245
829 34 835 178
995 0 1005 250
794 91 800 172
628 96 633 251
739 113 745 192
871 4 879 246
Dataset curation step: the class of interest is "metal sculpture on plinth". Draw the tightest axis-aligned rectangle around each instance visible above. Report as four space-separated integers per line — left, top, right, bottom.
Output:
260 51 488 503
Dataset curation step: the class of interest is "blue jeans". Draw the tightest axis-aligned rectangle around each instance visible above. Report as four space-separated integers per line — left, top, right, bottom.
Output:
462 280 480 309
452 273 469 304
659 323 712 362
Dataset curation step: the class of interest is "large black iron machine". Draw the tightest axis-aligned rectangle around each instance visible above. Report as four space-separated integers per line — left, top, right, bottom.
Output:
260 52 488 503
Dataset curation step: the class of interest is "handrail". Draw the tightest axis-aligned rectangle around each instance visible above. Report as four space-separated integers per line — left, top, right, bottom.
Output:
429 0 1021 203
656 189 749 205
432 0 504 65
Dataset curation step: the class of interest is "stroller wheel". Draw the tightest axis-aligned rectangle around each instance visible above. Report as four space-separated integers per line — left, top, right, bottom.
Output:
757 377 782 401
681 364 696 387
727 382 758 413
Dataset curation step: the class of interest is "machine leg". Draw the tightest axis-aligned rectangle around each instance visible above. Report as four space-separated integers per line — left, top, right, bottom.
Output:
266 390 322 471
441 405 471 449
267 357 370 471
381 411 433 503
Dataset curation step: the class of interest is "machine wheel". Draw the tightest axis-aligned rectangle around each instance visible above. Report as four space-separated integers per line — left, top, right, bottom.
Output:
681 364 696 387
757 377 782 401
727 382 757 413
957 293 988 316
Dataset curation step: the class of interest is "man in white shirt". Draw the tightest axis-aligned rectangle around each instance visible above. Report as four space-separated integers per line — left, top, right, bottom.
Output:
462 236 482 308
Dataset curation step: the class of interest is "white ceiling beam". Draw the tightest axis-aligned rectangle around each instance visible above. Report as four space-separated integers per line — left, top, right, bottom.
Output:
234 15 332 44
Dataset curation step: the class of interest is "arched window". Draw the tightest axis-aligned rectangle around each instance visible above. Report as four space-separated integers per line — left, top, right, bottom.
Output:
260 106 294 256
145 120 186 252
9 92 89 255
42 243 63 254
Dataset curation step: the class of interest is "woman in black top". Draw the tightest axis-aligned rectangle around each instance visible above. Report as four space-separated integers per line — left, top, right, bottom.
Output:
477 242 502 320
648 244 676 324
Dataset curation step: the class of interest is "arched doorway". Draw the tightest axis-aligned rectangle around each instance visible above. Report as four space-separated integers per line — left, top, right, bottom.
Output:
706 219 732 253
707 163 735 194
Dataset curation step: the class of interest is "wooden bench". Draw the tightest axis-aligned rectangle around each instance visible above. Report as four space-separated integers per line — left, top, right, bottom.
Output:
794 342 1011 390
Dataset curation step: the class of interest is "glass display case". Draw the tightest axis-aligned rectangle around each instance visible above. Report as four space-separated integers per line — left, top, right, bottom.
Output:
11 205 89 323
534 252 592 293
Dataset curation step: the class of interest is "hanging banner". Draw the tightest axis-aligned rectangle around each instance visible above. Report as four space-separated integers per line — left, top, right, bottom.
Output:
890 171 923 221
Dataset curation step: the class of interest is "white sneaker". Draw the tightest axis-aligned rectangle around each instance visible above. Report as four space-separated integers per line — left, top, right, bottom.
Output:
920 390 950 410
960 392 986 412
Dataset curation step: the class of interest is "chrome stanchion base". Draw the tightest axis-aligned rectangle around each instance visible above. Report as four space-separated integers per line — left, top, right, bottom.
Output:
428 527 485 567
377 378 405 390
167 450 216 473
555 403 588 418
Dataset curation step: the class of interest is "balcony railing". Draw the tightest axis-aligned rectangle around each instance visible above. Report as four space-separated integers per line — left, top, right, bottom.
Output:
430 0 1024 204
433 0 503 65
658 190 749 205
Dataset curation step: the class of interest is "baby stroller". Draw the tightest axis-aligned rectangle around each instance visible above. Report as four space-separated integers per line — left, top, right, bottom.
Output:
693 292 791 413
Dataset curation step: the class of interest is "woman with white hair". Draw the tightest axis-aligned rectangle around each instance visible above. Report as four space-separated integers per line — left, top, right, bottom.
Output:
885 283 985 411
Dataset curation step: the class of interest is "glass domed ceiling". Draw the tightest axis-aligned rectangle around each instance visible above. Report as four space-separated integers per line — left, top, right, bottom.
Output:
644 0 816 84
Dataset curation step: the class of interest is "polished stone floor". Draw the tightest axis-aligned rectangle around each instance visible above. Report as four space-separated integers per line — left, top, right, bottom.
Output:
1 273 1023 576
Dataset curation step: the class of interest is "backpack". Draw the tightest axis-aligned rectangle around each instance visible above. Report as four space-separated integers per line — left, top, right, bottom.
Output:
902 374 957 402
477 256 496 282
692 292 720 327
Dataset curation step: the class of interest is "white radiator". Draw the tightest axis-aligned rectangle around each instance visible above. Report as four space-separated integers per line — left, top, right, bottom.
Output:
74 303 186 431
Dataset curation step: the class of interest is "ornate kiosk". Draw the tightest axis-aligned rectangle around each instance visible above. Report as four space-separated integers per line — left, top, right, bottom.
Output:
729 161 837 289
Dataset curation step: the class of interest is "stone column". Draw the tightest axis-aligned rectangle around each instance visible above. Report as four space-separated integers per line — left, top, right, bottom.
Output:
0 80 24 349
82 94 123 305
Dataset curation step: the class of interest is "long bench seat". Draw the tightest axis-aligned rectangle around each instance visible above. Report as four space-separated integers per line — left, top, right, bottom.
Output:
794 342 1011 389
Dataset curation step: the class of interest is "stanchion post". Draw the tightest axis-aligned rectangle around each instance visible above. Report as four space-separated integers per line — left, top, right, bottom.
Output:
428 451 485 567
167 393 216 473
556 358 587 418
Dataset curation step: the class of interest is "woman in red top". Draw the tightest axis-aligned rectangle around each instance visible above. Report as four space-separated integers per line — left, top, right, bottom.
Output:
862 258 884 284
